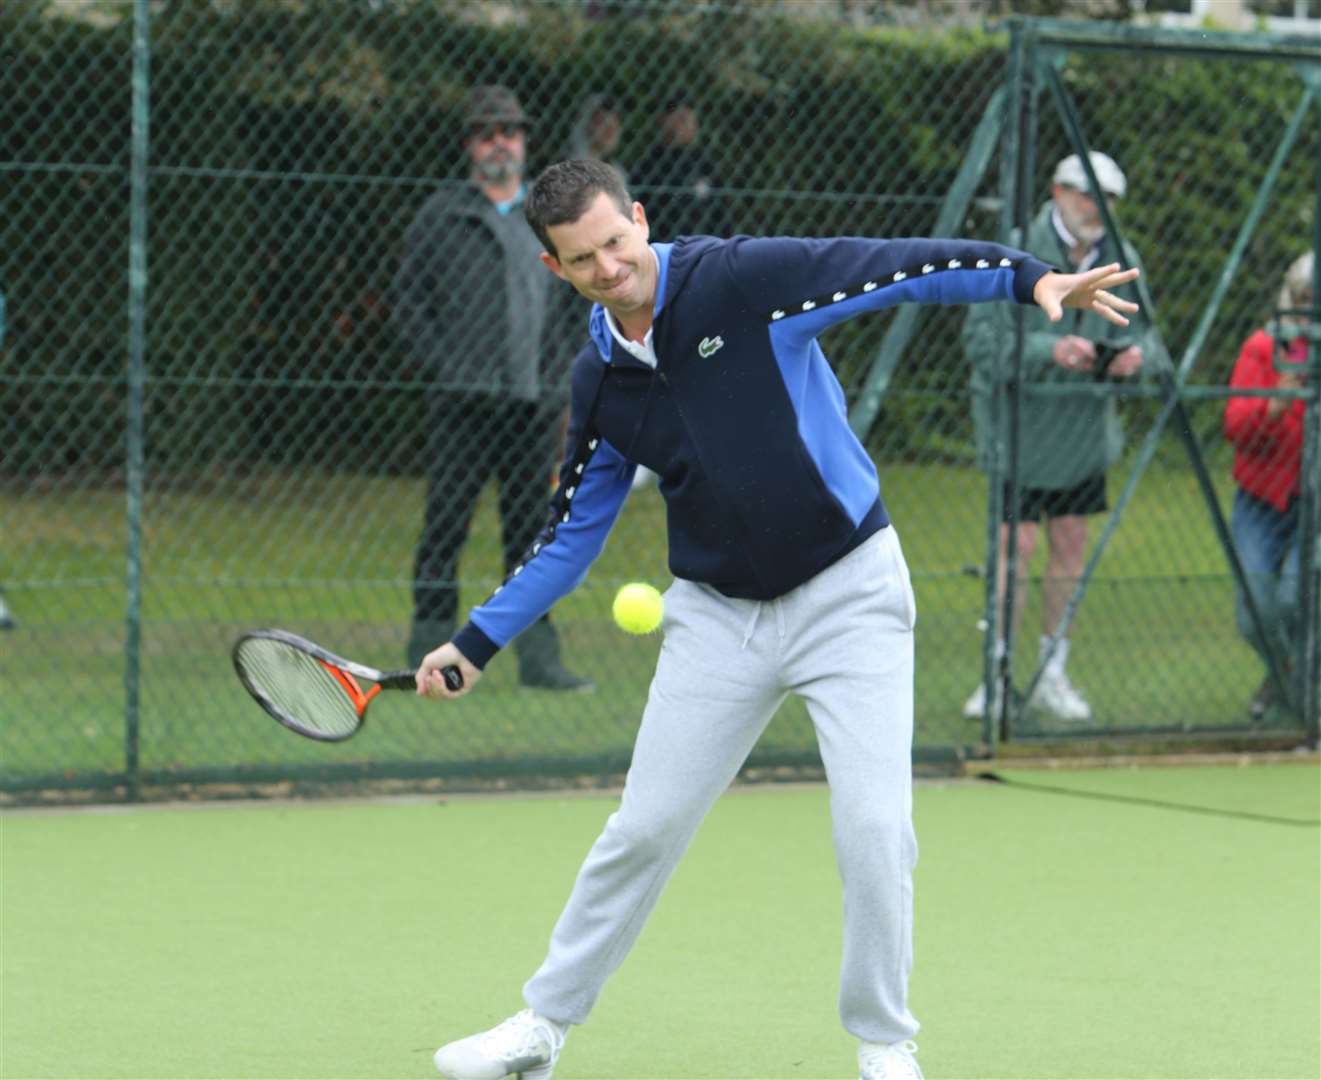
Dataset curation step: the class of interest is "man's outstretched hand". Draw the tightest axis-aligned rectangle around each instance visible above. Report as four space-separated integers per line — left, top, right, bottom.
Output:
1033 262 1140 327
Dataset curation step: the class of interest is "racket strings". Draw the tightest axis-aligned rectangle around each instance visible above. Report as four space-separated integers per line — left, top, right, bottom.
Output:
236 637 363 739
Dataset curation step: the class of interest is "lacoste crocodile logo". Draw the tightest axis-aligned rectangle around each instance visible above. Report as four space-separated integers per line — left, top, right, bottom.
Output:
698 335 725 358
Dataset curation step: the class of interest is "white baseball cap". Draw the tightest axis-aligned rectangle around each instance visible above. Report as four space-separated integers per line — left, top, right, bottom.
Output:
1053 151 1127 199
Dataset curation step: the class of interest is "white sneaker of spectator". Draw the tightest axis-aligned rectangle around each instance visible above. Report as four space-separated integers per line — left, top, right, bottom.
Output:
961 678 1004 720
1032 668 1092 722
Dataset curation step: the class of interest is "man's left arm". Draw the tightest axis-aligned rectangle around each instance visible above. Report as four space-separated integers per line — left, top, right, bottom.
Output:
724 236 1136 349
725 236 1050 346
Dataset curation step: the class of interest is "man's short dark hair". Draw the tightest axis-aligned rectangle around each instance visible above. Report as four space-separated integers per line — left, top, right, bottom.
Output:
525 159 632 257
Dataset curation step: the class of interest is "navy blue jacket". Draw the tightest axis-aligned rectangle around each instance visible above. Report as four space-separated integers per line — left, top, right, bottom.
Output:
453 234 1053 668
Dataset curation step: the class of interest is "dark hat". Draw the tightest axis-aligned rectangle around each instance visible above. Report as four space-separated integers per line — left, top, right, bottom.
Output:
462 85 531 129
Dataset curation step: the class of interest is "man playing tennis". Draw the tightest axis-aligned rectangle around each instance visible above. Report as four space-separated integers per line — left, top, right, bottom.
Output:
416 160 1140 1080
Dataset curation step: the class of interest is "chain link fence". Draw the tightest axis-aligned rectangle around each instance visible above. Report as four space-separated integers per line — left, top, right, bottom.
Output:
2 1 1317 800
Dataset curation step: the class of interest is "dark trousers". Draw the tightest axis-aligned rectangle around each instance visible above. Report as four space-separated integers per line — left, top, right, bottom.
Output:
412 395 560 635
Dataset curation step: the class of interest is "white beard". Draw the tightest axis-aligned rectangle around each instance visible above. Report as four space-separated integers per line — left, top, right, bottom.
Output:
475 154 523 185
1059 202 1105 248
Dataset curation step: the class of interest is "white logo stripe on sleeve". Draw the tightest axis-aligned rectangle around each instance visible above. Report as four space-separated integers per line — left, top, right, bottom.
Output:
477 427 608 603
764 255 1014 323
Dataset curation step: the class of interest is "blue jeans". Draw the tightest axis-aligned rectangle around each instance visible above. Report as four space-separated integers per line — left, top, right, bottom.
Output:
1230 488 1301 665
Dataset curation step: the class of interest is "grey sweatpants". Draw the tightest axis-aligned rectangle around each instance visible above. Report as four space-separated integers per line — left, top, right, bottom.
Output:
523 527 920 1044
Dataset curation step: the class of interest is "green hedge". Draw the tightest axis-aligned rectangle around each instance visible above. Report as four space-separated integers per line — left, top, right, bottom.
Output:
1 1 1314 472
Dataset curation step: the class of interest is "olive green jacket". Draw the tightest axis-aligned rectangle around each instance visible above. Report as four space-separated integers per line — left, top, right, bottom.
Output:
964 202 1165 491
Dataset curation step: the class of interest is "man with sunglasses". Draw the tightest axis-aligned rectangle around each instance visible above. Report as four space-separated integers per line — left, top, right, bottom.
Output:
392 85 591 691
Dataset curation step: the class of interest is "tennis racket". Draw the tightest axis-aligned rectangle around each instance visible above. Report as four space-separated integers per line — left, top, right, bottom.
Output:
232 628 463 742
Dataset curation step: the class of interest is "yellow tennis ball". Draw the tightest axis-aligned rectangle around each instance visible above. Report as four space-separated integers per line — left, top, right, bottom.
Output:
612 582 664 635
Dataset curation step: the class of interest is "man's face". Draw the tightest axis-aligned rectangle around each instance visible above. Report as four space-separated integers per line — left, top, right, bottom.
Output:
660 106 698 147
589 109 621 155
1053 183 1113 247
541 191 655 315
466 123 526 184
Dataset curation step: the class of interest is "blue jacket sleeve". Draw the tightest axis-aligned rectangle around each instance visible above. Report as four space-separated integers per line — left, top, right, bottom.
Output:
451 355 632 669
724 235 1054 348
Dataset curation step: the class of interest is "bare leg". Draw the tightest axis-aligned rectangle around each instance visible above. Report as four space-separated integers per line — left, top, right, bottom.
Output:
1042 514 1088 639
995 520 1039 644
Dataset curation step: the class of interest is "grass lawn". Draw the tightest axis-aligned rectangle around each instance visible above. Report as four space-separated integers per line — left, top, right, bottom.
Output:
0 452 1301 789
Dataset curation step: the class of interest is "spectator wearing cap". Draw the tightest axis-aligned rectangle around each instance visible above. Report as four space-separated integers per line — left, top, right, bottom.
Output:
391 84 592 690
962 151 1166 724
1224 250 1312 721
630 95 732 239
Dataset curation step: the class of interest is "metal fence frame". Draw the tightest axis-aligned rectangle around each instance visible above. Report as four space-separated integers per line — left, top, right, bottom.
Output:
2 7 1318 802
977 18 1321 747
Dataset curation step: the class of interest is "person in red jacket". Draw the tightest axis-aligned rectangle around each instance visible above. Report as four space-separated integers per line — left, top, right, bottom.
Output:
1224 250 1312 719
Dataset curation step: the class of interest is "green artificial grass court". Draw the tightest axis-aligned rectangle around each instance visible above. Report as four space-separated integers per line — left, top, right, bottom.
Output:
3 761 1318 1080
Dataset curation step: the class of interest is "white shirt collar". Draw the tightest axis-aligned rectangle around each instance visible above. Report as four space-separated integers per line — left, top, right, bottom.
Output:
602 249 661 368
604 307 656 368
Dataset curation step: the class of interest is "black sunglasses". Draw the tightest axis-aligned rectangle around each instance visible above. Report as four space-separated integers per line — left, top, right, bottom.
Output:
468 123 526 142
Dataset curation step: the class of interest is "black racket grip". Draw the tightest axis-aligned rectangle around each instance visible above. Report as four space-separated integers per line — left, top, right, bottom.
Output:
380 665 464 692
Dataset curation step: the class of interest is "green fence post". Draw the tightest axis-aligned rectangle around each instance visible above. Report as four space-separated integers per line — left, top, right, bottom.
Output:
977 20 1020 747
981 17 1039 744
1174 88 1316 384
124 0 151 795
1297 79 1321 744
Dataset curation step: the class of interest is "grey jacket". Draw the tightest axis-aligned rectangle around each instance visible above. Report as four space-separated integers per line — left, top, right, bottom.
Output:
964 202 1165 491
391 180 552 402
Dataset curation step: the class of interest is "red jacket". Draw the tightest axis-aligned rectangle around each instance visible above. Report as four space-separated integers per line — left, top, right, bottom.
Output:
1223 329 1306 512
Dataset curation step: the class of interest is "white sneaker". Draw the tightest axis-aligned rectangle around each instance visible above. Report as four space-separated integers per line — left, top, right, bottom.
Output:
962 679 1003 720
433 1009 565 1080
0 595 14 630
859 1039 923 1080
1032 669 1092 722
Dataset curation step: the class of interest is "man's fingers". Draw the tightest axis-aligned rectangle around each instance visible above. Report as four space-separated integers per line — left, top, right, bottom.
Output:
429 668 462 698
416 662 453 697
1092 301 1131 328
1092 290 1138 313
1090 287 1137 327
1083 263 1140 288
1036 265 1141 323
418 667 463 700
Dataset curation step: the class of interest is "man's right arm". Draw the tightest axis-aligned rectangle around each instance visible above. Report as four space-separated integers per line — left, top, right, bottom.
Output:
448 352 634 671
